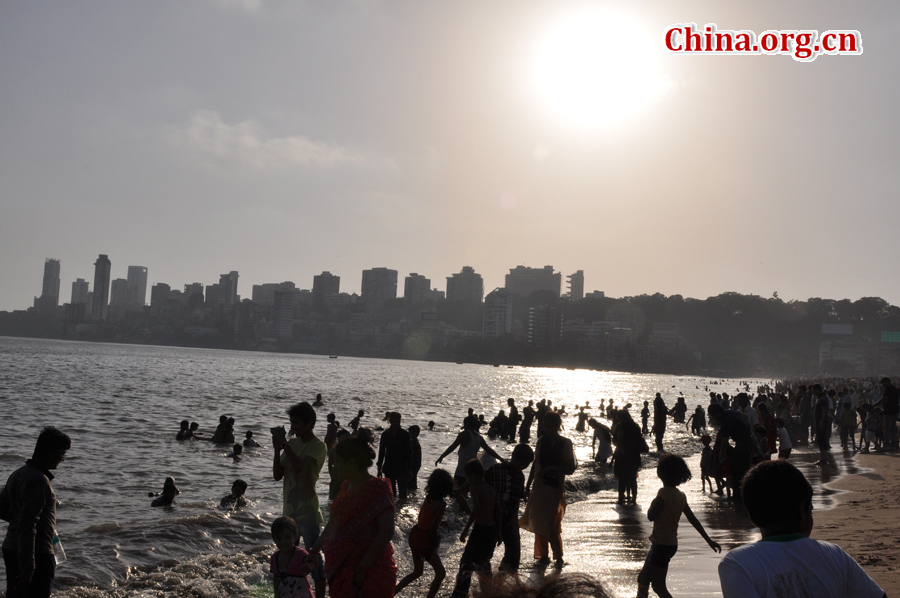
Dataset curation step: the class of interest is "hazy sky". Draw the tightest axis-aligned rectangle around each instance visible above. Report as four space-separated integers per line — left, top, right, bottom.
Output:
2 0 898 311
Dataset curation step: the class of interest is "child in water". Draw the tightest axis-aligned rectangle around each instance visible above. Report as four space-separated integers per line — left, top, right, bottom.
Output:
699 435 713 492
408 425 422 491
641 401 650 435
219 479 248 510
244 430 261 448
395 469 455 598
150 477 180 507
637 455 720 598
270 516 314 598
227 444 243 460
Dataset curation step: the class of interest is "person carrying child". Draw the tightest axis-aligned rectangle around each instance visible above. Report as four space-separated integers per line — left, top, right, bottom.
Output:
718 460 885 598
271 516 314 598
636 454 721 598
394 469 455 598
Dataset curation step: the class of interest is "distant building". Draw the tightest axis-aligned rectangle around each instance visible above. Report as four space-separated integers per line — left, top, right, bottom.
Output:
71 278 89 305
585 290 605 299
567 270 584 301
504 265 561 299
528 305 563 349
446 266 484 303
219 271 240 305
109 278 129 307
91 254 112 320
428 288 445 301
252 282 296 307
361 267 398 311
126 266 148 307
312 272 341 310
38 258 60 317
273 289 299 339
150 283 171 309
404 273 431 306
483 288 513 340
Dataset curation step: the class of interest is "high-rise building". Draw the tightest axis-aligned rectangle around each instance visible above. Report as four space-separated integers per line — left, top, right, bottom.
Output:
504 265 561 299
404 273 431 306
184 283 204 309
567 270 584 301
215 271 239 305
252 282 296 307
71 278 89 305
126 266 148 307
482 288 513 340
361 268 398 311
109 278 128 307
446 266 484 303
150 283 171 308
91 254 112 320
528 305 563 349
38 258 60 317
273 289 299 339
312 272 341 310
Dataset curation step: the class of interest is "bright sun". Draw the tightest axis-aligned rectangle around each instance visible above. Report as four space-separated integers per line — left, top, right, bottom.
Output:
533 8 668 130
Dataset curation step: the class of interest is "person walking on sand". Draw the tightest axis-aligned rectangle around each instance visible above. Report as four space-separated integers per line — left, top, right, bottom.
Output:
1 426 71 598
520 411 576 568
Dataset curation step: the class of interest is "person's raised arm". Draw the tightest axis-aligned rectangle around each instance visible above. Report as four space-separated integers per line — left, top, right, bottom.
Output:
479 437 505 463
684 505 721 553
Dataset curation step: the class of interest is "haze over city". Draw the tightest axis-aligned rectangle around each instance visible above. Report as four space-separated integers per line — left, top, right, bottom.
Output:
2 0 898 312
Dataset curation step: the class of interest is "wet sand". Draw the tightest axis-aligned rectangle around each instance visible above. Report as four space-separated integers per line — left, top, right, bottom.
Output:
504 446 883 598
816 451 900 597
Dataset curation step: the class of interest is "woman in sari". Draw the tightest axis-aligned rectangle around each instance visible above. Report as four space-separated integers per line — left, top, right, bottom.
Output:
307 428 396 597
612 410 647 504
519 411 576 567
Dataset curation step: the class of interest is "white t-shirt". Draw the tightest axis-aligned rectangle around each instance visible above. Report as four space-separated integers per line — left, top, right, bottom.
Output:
776 427 792 451
719 537 884 598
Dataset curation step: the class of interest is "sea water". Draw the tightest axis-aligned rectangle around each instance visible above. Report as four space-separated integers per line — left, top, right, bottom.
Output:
0 336 786 596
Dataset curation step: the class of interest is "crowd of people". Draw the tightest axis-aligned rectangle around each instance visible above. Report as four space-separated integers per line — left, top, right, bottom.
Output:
1 379 892 598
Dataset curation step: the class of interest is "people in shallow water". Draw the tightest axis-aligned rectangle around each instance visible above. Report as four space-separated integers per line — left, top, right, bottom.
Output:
189 421 204 439
176 420 192 440
243 430 261 448
313 393 324 407
227 444 243 460
151 477 180 507
428 420 436 431
219 479 248 510
211 415 229 443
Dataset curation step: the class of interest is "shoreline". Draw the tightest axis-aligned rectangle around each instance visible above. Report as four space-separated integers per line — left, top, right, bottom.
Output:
816 451 900 596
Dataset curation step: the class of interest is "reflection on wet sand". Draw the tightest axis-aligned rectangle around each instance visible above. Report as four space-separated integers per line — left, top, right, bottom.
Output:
516 446 862 597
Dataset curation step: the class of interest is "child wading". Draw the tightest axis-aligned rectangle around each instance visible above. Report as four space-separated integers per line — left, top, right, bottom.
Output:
637 455 721 598
451 459 501 597
394 469 455 598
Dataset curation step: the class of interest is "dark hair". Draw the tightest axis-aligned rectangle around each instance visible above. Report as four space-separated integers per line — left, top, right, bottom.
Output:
245 430 253 437
233 479 248 490
881 377 891 385
425 468 455 500
511 444 535 464
543 411 562 432
463 458 485 477
480 572 611 598
335 428 376 470
286 402 316 425
389 411 401 424
271 515 299 538
708 404 724 418
233 444 242 453
33 426 71 461
408 425 420 435
180 420 189 428
657 454 691 486
700 434 712 445
742 460 812 529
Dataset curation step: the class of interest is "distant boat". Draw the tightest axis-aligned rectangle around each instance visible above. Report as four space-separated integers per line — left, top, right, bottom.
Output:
456 361 464 365
329 355 339 359
493 364 500 367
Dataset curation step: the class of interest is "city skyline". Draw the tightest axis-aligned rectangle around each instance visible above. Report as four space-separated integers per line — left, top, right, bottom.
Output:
2 2 898 312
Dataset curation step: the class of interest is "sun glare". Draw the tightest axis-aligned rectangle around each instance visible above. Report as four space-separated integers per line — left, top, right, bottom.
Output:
532 8 668 130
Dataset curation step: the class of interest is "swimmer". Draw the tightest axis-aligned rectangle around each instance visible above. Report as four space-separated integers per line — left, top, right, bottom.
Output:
427 420 436 431
243 430 261 448
176 420 191 440
219 479 248 510
313 393 324 407
225 418 236 444
227 443 243 460
349 409 364 431
150 477 180 507
189 422 204 439
210 415 229 443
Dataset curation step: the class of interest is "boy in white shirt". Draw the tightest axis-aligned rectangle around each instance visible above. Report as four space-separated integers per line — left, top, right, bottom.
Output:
718 460 884 598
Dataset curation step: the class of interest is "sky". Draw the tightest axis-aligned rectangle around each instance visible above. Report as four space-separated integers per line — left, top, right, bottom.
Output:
2 0 899 311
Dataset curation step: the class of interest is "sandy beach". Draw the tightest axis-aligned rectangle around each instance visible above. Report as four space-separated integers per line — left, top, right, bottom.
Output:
817 451 900 597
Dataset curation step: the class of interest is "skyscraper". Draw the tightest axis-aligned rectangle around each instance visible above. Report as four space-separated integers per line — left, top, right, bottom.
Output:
404 273 431 306
504 265 561 299
482 288 513 340
91 254 111 320
312 272 341 310
446 266 484 303
219 271 239 305
126 266 148 307
38 258 60 317
361 267 398 311
109 278 128 307
71 278 89 305
567 270 584 301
